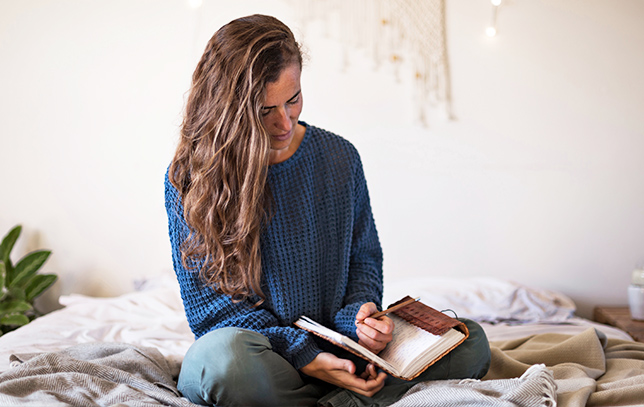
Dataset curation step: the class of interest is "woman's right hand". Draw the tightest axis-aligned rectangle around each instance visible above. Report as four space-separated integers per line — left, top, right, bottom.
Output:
300 352 387 397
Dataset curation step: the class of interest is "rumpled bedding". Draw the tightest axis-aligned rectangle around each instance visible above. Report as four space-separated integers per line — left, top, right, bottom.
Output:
338 327 644 407
1 343 555 407
2 328 642 407
384 277 577 323
390 364 556 407
0 276 641 406
485 327 644 407
0 343 200 407
0 280 194 373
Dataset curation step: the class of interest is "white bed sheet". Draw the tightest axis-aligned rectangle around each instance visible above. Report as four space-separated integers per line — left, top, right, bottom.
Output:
383 276 633 342
0 276 633 374
0 276 193 373
383 276 577 323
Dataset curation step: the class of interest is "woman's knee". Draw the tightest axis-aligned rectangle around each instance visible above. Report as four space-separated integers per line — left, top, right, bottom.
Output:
389 319 491 385
459 319 491 379
178 327 276 406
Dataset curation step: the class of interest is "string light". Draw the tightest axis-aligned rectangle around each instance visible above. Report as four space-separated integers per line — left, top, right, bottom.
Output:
486 0 501 37
286 0 453 124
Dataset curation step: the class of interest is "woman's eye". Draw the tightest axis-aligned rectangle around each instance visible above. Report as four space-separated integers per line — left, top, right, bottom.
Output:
287 97 300 105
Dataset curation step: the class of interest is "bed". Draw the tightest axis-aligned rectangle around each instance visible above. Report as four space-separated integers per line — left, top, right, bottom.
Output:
0 275 642 406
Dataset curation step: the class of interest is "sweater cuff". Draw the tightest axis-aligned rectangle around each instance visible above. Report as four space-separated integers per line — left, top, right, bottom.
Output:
333 302 363 341
290 339 323 371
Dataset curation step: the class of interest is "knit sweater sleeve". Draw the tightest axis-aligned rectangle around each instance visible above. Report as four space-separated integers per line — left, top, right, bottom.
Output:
332 150 384 340
164 171 321 370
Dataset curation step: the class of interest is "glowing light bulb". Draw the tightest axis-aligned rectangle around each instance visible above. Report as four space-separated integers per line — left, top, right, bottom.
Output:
486 26 497 37
491 0 502 6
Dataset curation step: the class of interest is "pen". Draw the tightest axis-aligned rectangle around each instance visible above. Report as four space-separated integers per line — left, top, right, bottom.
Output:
359 296 421 322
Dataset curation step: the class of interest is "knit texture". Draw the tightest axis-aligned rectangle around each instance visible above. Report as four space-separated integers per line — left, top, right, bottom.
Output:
165 122 383 369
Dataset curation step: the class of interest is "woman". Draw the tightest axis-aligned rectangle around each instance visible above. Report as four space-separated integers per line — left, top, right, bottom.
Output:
165 14 490 407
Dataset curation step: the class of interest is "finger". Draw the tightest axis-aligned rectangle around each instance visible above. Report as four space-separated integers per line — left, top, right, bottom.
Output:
372 372 388 387
352 372 387 397
359 364 377 380
363 316 394 335
372 371 388 384
355 302 378 323
357 331 386 353
357 320 383 339
357 329 379 348
326 364 386 397
344 376 384 397
316 352 357 374
357 321 393 343
331 358 356 375
365 364 378 380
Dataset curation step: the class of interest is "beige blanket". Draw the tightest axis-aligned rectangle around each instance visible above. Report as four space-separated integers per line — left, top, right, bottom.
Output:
485 328 644 407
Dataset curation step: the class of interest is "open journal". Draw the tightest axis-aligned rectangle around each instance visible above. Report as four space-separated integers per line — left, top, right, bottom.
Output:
294 296 469 380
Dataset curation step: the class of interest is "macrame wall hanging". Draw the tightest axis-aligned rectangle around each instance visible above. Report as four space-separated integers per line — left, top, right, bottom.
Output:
284 0 453 125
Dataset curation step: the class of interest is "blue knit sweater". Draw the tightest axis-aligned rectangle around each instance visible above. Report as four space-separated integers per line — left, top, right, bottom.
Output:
165 122 383 370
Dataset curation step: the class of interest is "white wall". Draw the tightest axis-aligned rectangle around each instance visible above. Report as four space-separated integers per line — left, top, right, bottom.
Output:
1 0 643 318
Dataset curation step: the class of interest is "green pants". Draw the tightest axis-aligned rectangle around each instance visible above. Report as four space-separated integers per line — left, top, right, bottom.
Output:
178 319 491 407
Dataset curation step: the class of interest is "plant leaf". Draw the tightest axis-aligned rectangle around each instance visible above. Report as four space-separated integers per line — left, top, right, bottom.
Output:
4 259 15 287
8 286 26 301
0 299 31 316
10 250 51 289
0 225 21 265
25 274 57 301
0 261 5 290
0 313 30 327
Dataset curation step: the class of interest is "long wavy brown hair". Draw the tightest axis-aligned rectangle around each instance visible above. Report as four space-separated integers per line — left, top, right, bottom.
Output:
169 15 303 303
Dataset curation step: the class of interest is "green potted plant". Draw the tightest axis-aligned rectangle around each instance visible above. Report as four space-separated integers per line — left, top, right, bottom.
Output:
0 225 57 336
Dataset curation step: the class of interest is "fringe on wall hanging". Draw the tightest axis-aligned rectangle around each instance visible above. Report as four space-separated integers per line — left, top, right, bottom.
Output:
285 0 454 126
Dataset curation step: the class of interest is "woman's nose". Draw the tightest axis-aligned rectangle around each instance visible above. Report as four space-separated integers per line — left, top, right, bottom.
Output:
273 106 292 131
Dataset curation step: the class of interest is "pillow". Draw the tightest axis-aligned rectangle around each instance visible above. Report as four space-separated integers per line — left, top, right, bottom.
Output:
383 277 576 323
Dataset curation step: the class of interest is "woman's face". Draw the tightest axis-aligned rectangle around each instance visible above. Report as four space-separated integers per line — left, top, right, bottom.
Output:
261 63 304 164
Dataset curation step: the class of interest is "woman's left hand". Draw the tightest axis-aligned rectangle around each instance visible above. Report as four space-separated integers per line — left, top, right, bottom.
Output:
300 353 387 397
355 302 394 354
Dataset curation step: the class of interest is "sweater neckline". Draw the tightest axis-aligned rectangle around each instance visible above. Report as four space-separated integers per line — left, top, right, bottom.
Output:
269 121 309 174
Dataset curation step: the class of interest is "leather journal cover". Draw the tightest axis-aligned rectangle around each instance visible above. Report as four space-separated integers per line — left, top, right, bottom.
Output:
294 297 469 380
